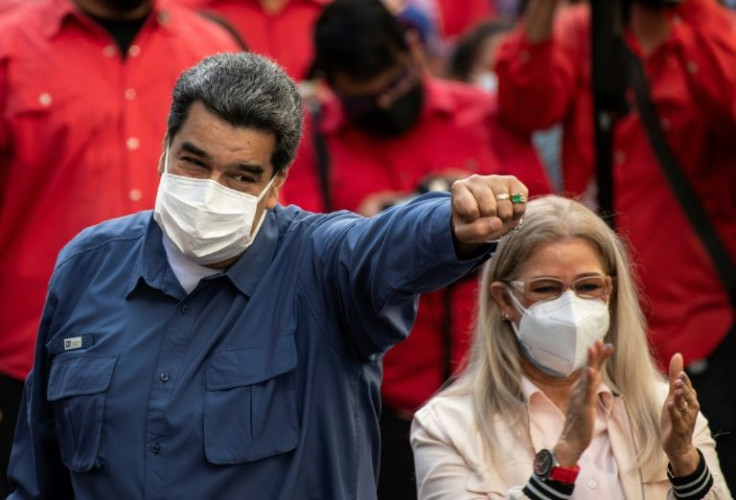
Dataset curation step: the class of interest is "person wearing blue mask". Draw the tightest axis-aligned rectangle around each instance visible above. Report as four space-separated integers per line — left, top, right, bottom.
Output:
6 52 529 499
412 195 731 499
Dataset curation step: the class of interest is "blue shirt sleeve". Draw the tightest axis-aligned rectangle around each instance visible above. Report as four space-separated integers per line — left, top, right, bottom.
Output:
305 192 494 359
8 285 74 499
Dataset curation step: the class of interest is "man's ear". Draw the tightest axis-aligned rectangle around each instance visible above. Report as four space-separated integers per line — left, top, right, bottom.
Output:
157 137 170 175
157 152 165 175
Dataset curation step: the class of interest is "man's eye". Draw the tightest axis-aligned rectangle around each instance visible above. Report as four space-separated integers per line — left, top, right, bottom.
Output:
233 175 254 184
182 157 205 167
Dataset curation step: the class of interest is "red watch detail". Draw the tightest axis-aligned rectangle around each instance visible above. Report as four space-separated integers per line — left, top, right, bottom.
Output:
533 449 580 484
548 464 580 483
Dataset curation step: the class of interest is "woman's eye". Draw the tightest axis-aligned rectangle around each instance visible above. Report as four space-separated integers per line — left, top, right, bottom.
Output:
578 283 601 292
529 280 563 295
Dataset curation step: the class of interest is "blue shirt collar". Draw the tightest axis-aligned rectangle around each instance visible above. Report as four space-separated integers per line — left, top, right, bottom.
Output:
126 215 180 299
223 211 279 297
126 211 279 299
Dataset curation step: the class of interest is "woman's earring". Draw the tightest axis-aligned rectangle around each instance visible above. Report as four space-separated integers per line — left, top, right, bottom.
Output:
502 313 512 322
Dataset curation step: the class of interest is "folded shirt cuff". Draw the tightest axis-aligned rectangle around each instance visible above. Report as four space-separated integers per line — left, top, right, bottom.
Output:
667 448 714 500
522 474 574 500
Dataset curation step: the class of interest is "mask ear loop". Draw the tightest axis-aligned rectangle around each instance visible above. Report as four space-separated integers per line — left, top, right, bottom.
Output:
506 286 529 317
255 175 278 203
503 286 527 340
247 175 280 241
504 288 538 372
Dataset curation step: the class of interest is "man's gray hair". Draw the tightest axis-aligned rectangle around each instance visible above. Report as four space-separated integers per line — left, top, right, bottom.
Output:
166 52 303 175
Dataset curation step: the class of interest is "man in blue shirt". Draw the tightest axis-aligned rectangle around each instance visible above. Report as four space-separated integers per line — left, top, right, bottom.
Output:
7 52 528 499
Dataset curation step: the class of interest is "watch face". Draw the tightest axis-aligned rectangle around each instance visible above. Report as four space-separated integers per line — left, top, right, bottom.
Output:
533 449 554 477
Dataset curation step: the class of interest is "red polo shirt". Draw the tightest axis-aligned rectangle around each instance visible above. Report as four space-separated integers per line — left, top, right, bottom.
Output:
284 77 551 411
0 0 241 381
496 0 736 367
176 0 330 80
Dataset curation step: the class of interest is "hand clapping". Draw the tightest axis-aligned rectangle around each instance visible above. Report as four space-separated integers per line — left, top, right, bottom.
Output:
661 353 701 477
553 341 614 466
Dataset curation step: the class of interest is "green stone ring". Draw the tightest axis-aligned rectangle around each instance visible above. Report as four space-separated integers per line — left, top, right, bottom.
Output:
511 193 528 204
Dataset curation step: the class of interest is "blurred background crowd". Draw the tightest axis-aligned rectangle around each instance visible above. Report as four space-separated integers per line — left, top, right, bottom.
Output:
0 0 734 496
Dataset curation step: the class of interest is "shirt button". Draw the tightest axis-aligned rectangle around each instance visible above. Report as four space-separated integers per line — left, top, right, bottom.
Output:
103 44 116 58
157 10 170 25
151 443 161 454
129 188 142 202
124 88 137 101
126 137 140 150
687 61 698 75
180 304 190 314
587 480 598 489
160 372 170 383
128 44 141 57
38 92 52 107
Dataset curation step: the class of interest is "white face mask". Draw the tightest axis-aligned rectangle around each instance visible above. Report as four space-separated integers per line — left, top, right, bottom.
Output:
153 151 276 266
509 290 610 378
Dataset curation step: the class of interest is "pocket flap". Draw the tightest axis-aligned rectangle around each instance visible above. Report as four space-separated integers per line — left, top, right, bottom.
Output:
207 335 297 390
48 355 118 401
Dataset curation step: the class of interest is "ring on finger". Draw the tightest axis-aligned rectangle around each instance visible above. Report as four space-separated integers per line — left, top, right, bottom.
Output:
678 401 689 414
511 193 528 204
495 193 511 202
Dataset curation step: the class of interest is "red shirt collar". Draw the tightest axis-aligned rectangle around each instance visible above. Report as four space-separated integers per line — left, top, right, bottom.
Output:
41 0 170 39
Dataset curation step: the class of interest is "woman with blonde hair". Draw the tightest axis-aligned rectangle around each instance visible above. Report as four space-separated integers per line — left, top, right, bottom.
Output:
411 195 730 499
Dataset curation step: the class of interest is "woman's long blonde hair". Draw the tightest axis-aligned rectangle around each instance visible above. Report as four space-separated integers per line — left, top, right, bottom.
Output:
441 195 664 470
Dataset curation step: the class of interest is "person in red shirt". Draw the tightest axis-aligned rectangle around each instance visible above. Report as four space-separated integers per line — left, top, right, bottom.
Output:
175 0 329 80
282 1 551 498
436 0 493 38
0 0 240 494
495 0 736 491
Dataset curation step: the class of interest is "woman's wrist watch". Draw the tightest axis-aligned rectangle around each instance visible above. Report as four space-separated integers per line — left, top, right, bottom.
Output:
533 449 580 484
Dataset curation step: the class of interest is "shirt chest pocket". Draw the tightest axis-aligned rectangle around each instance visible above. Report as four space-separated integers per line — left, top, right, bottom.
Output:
47 354 118 472
204 335 300 464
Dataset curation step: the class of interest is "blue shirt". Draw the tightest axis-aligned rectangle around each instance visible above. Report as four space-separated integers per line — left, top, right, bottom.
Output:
8 194 493 500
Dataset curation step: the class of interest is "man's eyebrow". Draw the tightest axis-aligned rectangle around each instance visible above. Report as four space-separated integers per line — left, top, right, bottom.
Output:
236 163 266 175
180 141 212 159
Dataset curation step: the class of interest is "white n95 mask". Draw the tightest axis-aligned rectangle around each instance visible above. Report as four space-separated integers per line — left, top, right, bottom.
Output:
153 153 276 266
509 290 610 378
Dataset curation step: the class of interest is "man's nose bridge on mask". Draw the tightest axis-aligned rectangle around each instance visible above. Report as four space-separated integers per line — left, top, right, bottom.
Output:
204 170 231 187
